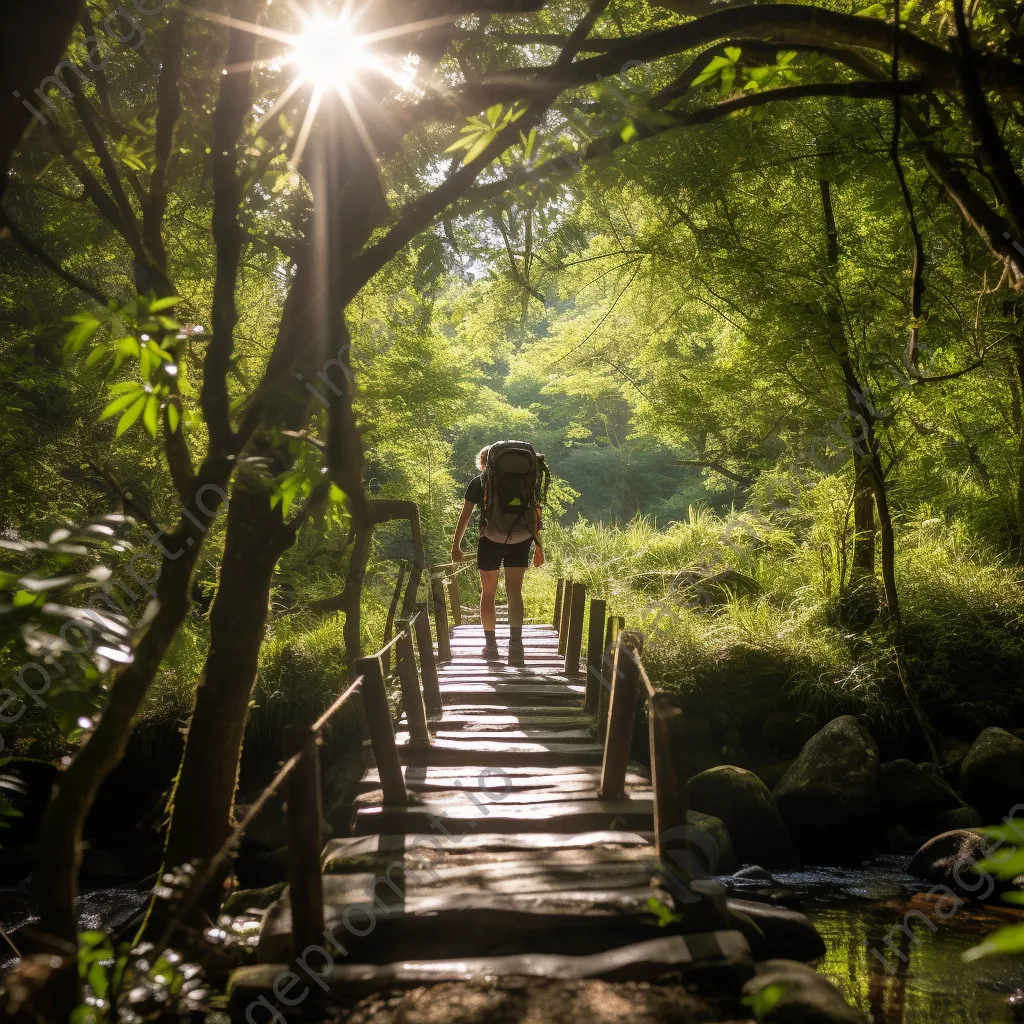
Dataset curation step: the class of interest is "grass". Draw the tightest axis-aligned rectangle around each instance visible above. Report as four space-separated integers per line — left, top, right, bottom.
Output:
536 508 1024 738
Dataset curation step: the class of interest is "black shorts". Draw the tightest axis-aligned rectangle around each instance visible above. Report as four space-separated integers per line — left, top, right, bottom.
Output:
477 536 532 571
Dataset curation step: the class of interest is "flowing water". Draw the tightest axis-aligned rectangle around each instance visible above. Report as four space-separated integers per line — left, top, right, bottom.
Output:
4 859 1024 1020
765 858 1024 1024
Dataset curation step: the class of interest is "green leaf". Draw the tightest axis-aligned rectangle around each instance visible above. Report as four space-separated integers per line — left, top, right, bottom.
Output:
13 589 42 608
166 402 180 434
115 394 148 437
463 131 494 164
148 296 180 313
963 922 1024 961
109 380 141 395
64 317 101 355
83 345 108 371
99 389 144 421
724 46 742 62
1002 891 1024 905
743 983 787 1018
620 121 639 143
486 103 503 125
143 394 160 438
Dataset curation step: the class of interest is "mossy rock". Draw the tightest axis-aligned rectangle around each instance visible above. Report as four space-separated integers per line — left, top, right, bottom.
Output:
688 765 797 868
222 882 287 916
773 716 880 857
960 728 1024 823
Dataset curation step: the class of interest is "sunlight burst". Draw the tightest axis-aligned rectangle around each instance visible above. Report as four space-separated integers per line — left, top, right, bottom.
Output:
288 13 371 91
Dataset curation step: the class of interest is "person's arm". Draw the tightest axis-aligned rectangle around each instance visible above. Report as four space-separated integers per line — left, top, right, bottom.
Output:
533 507 544 567
451 499 474 562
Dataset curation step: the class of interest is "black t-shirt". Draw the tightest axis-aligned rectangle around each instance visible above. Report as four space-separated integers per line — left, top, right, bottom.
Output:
464 475 484 505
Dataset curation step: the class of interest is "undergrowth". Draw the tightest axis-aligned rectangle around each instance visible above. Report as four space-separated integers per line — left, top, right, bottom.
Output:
540 508 1024 737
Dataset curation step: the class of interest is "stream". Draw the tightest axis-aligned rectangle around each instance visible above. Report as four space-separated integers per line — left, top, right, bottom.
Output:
743 857 1024 1024
4 857 1024 1020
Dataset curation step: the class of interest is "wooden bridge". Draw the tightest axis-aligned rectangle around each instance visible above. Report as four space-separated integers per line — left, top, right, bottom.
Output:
227 573 752 1016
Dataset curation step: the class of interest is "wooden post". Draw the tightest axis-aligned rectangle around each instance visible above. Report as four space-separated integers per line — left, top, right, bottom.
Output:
585 598 607 713
430 573 451 662
285 724 324 957
600 635 641 800
355 654 406 805
447 569 462 627
650 690 688 863
597 615 624 742
396 622 430 748
557 579 573 655
413 607 442 714
563 581 587 677
553 578 564 630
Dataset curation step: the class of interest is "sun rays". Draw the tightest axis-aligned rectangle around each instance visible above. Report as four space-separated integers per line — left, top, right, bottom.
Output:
195 1 442 167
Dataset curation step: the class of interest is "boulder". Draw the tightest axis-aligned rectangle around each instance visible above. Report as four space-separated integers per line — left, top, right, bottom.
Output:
878 760 965 826
734 865 776 882
726 900 826 961
222 882 287 917
907 828 1024 900
773 716 880 857
688 766 797 867
743 959 864 1023
934 806 982 831
685 809 739 874
960 728 1024 823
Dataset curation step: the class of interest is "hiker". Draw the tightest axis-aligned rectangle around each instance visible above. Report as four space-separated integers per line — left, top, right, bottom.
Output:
451 441 548 662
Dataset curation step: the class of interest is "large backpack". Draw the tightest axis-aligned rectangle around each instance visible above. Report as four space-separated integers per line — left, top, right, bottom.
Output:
480 440 550 545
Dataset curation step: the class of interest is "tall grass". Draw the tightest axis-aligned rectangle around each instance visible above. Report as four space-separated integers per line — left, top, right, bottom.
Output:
539 508 1024 735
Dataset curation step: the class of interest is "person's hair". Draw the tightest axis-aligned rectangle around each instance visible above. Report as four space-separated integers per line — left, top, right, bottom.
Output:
476 446 490 471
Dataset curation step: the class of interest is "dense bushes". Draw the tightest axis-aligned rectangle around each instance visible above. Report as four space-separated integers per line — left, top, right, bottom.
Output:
542 510 1024 738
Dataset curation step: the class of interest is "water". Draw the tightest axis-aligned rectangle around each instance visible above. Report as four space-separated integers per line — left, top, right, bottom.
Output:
752 858 1024 1024
4 861 1024 1021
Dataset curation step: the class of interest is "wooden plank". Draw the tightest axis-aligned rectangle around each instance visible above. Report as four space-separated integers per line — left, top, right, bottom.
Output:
232 932 750 1002
357 785 648 808
438 683 584 707
354 797 654 836
358 764 650 791
397 727 596 743
322 831 656 871
402 712 596 731
324 843 659 878
258 891 672 964
397 740 606 768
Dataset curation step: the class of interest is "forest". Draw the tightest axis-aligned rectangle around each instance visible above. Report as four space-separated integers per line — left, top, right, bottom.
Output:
5 0 1024 1021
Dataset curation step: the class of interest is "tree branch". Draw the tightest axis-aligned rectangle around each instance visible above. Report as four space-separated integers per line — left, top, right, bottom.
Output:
144 10 185 275
951 0 1024 236
0 210 114 307
203 0 259 456
677 459 754 487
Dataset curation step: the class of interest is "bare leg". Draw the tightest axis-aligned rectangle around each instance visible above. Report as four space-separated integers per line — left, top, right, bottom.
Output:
505 566 526 628
480 570 499 631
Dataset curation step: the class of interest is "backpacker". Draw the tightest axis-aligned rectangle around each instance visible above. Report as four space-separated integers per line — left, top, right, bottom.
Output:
480 440 550 545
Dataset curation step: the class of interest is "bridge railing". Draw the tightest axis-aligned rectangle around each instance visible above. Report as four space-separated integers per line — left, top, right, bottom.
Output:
553 576 687 866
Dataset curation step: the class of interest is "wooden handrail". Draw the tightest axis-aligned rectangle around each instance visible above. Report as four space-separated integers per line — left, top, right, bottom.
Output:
587 595 689 869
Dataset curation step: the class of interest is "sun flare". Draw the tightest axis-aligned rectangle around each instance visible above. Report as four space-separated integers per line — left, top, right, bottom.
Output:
288 13 370 91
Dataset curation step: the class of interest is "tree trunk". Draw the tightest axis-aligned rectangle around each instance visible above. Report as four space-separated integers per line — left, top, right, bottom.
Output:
34 460 233 947
851 456 876 577
147 467 294 932
0 1 81 207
